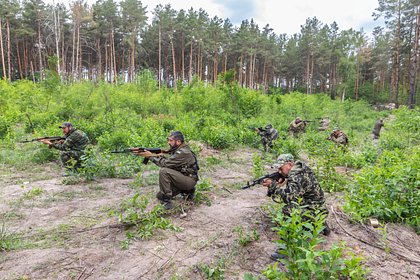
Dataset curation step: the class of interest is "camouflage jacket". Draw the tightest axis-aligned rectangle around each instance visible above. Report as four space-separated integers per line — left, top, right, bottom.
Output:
328 131 348 145
268 161 325 210
288 120 306 133
53 128 89 152
258 127 279 141
150 143 199 181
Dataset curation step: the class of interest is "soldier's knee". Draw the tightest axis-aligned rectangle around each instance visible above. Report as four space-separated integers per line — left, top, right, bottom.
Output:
159 167 172 178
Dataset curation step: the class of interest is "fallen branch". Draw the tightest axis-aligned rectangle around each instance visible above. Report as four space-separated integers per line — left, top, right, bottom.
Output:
220 186 233 194
331 206 420 264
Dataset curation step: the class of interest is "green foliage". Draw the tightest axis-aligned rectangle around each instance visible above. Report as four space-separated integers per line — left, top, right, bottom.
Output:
344 147 420 231
79 147 143 180
262 203 368 279
252 153 264 178
194 179 214 206
0 221 21 251
23 187 44 199
233 226 260 246
197 256 226 280
115 194 181 245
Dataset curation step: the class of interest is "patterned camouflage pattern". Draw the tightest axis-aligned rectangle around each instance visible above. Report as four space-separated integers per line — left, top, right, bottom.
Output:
257 125 279 151
150 143 199 198
328 130 348 146
52 127 89 168
288 118 306 137
318 118 330 131
268 160 326 215
372 119 384 140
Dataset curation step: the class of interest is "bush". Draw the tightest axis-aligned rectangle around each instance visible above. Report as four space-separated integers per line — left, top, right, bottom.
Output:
263 203 368 279
344 147 420 231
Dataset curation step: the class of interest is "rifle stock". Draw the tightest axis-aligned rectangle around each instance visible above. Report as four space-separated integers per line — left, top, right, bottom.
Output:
20 136 65 143
242 172 285 189
111 147 168 165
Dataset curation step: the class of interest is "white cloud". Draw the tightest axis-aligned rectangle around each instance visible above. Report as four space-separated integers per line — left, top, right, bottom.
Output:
53 0 382 36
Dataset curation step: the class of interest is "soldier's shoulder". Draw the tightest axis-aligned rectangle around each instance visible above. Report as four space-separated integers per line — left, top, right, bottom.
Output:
178 145 193 153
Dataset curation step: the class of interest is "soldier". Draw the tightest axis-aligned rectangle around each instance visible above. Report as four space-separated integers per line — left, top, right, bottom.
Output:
288 117 306 137
327 129 349 146
372 119 384 140
318 117 330 131
40 122 89 175
134 131 199 210
261 154 330 260
256 124 279 152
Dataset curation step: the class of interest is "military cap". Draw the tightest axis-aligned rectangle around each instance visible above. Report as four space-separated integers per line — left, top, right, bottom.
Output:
273 153 294 168
59 122 73 128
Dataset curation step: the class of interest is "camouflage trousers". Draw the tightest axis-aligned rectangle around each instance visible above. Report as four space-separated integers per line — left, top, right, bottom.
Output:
60 150 85 170
281 202 328 218
261 137 274 151
158 167 197 199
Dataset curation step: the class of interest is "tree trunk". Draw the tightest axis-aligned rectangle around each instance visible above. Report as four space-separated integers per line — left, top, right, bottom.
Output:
409 4 420 108
17 41 23 79
158 24 161 89
6 19 11 81
189 39 193 83
0 18 6 80
38 23 43 82
170 35 176 88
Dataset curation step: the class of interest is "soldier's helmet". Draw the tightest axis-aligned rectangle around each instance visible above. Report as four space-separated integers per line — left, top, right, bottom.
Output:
273 154 294 168
296 117 302 121
265 124 272 129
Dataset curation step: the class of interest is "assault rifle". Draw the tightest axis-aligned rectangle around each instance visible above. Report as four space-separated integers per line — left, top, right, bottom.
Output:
242 172 286 189
248 126 263 132
111 147 169 165
20 136 65 143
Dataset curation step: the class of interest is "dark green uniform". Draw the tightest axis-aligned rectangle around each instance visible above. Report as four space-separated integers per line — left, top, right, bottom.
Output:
150 143 199 199
372 119 384 140
52 127 89 169
268 160 327 215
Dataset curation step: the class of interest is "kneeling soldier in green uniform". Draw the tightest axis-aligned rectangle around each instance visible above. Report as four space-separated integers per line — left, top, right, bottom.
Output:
40 122 89 175
135 131 199 210
261 154 330 260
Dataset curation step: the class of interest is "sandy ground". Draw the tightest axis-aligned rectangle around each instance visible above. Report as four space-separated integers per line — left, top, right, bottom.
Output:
0 148 419 280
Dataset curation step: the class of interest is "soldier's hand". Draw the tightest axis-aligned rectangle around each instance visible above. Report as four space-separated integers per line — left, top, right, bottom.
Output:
134 150 153 157
261 178 273 187
39 139 53 145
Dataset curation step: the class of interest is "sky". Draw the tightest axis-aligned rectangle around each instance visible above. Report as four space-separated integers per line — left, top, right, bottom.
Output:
138 0 383 37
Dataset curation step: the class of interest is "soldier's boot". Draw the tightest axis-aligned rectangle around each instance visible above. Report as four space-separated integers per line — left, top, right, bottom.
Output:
270 251 287 261
156 192 174 210
322 222 331 236
182 188 196 201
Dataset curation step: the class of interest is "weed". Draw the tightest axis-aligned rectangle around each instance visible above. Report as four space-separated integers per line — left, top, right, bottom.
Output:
262 203 368 279
197 256 226 280
252 153 264 178
0 221 21 251
23 187 44 199
234 226 260 247
116 194 181 247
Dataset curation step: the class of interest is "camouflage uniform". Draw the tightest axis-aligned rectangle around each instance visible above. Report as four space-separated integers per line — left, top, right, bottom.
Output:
150 143 199 199
328 130 348 146
257 124 278 151
268 160 327 216
318 118 330 131
52 127 89 169
372 119 384 140
288 118 306 137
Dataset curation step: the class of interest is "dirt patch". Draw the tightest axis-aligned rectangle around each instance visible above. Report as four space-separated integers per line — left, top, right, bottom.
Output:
1 150 419 280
